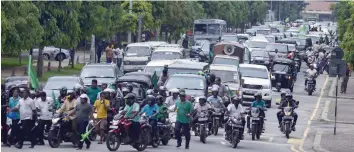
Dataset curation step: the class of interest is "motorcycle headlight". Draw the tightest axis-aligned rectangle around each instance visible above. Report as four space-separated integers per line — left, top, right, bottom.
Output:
112 120 119 126
251 112 259 117
52 118 60 124
285 112 291 116
288 76 291 79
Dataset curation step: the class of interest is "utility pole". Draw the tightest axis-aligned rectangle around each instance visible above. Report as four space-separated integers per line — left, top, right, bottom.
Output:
127 0 132 44
278 1 281 21
137 15 143 42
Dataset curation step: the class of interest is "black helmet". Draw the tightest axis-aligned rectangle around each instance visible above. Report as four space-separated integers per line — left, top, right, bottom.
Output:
254 92 262 99
124 93 136 100
286 92 293 98
73 84 82 94
199 96 207 103
60 87 67 94
147 95 156 103
156 95 164 102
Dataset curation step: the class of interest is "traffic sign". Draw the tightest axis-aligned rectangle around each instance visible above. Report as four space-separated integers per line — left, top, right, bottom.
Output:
328 59 347 77
331 47 344 59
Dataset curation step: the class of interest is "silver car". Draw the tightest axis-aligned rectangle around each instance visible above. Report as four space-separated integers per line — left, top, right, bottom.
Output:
22 46 70 61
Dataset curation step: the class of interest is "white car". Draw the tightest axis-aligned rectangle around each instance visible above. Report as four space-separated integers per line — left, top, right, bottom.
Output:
239 64 272 108
22 46 70 61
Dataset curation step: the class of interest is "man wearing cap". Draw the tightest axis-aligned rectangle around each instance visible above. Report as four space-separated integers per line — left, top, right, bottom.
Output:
165 88 179 108
57 91 77 135
174 91 193 149
75 94 94 150
93 90 110 144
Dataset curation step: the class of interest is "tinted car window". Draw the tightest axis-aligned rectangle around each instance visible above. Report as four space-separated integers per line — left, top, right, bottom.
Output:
80 67 115 78
266 44 288 53
213 58 239 66
240 67 268 79
165 76 205 90
44 79 78 90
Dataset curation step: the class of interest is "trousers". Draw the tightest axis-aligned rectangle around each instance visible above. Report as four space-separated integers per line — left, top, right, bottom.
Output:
175 121 190 147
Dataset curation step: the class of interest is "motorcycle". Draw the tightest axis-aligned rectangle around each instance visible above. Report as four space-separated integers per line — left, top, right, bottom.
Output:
225 115 244 148
87 113 98 141
106 113 151 151
194 110 211 143
168 105 177 138
306 76 316 95
249 107 266 140
157 108 172 146
211 108 223 135
48 113 76 148
279 101 299 139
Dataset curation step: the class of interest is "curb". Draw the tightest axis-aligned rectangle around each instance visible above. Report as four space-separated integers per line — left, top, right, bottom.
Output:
313 130 330 152
321 100 354 124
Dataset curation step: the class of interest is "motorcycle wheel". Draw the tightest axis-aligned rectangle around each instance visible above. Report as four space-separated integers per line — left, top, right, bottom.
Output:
89 131 97 141
251 124 256 141
256 125 261 140
135 129 149 151
200 125 206 144
213 120 219 136
308 90 313 95
106 132 121 151
161 139 169 145
232 131 239 148
285 123 291 139
48 130 61 148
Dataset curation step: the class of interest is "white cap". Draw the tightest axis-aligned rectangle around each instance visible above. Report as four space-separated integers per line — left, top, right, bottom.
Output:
80 94 90 103
104 88 115 93
171 88 179 93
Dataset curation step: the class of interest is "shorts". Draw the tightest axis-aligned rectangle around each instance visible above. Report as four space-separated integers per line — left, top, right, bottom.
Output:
96 118 107 130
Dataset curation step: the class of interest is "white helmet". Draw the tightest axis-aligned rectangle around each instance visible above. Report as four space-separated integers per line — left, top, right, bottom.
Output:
171 88 179 93
104 88 116 93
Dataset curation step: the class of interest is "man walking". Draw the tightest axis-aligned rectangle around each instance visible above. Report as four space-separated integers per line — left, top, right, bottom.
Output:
106 45 113 63
341 64 351 93
93 91 110 144
12 89 37 149
75 94 93 150
97 42 103 63
8 89 20 145
36 92 54 145
174 91 193 149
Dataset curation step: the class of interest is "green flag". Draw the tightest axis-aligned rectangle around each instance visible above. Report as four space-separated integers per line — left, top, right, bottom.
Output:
28 55 40 89
285 17 289 23
226 86 233 97
52 90 60 109
152 71 158 87
209 50 214 64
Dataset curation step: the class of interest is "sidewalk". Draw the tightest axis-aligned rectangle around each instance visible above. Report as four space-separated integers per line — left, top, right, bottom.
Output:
317 128 354 152
328 74 354 99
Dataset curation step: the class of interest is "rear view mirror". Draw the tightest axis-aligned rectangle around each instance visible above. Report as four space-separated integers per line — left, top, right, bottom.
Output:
296 101 300 105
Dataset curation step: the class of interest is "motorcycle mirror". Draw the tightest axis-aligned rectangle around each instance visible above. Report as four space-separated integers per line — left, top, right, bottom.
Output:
276 102 280 105
296 101 300 105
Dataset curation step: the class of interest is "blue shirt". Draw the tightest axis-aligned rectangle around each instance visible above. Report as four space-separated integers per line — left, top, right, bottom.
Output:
142 104 159 119
9 97 20 119
251 100 265 108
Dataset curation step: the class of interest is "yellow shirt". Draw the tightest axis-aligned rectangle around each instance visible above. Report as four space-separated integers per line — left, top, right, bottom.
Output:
94 99 110 118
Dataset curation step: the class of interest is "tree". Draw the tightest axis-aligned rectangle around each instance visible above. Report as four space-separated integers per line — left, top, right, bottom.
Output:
121 1 154 34
1 1 43 55
248 1 268 25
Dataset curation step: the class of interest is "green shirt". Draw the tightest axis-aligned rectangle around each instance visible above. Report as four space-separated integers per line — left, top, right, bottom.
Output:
123 103 140 122
251 100 265 108
156 104 168 120
87 87 101 105
175 100 193 123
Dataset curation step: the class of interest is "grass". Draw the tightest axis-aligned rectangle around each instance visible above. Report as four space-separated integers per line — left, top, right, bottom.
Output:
40 64 84 82
1 57 29 68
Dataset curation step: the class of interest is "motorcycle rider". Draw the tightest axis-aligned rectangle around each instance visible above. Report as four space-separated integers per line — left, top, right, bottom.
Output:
207 74 216 87
305 65 318 90
156 95 168 123
165 88 179 108
225 96 245 140
215 77 227 97
246 92 266 133
277 93 298 131
141 95 159 140
158 86 167 99
56 91 77 135
59 87 68 105
121 93 141 145
36 92 55 145
192 96 213 135
207 87 226 125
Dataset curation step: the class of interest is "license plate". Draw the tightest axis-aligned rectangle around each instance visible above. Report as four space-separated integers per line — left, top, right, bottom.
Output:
198 117 208 121
214 113 222 116
215 117 220 120
245 90 256 94
109 125 118 129
283 116 293 119
252 117 260 120
232 124 243 128
308 80 313 83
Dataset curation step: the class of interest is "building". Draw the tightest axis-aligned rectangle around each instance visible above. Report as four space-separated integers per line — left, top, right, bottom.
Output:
302 1 336 21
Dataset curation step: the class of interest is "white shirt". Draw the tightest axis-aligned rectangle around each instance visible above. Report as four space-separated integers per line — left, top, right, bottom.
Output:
313 44 320 53
16 97 36 120
227 104 244 118
36 97 54 120
318 52 325 61
115 48 123 58
306 69 317 77
194 103 212 113
165 96 179 108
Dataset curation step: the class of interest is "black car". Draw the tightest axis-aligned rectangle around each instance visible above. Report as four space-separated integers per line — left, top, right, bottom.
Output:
250 49 271 68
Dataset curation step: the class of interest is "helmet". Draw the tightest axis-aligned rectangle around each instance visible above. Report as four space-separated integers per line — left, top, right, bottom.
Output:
146 89 154 95
171 88 179 94
211 87 219 92
159 86 167 91
285 92 292 98
199 96 207 102
147 95 156 102
254 92 262 98
156 95 164 102
73 84 82 93
124 93 136 100
280 91 287 96
60 87 68 94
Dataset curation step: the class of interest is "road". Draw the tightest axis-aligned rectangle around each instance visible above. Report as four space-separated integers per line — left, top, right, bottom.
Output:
1 63 327 152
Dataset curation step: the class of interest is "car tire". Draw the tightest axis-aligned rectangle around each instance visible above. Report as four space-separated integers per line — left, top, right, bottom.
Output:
43 53 50 60
55 53 66 61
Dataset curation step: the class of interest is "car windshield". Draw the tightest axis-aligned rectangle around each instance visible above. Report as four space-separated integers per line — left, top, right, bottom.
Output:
194 24 207 35
288 45 296 51
266 44 288 53
126 46 151 56
144 66 164 76
222 36 238 42
213 57 239 66
272 64 290 73
209 70 239 83
249 41 267 48
165 76 205 90
6 77 27 83
257 29 271 35
44 79 77 90
80 67 115 78
252 51 267 57
240 67 268 79
265 37 275 43
293 38 306 46
151 52 181 60
208 24 221 35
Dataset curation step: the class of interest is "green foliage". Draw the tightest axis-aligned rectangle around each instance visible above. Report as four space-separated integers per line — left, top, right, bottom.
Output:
1 1 44 55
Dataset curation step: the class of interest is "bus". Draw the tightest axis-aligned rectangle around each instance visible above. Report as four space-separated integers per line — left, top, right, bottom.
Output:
193 19 227 43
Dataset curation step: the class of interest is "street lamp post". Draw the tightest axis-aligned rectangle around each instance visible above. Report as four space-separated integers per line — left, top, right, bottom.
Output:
127 0 132 44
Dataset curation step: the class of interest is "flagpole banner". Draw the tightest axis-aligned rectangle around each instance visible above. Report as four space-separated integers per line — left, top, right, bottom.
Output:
28 55 40 90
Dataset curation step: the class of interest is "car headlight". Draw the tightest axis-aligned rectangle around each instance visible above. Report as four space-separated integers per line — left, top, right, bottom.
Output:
52 118 60 124
288 76 291 79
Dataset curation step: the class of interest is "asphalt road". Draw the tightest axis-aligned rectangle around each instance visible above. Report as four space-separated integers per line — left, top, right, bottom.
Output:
1 62 327 152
